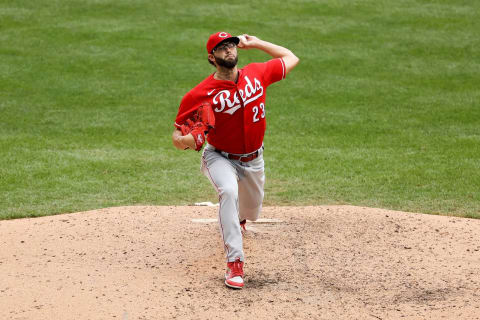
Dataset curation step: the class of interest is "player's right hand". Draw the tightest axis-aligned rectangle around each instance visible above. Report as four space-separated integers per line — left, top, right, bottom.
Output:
237 34 259 49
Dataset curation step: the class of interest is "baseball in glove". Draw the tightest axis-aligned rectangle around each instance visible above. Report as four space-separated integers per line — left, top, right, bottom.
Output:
180 102 215 151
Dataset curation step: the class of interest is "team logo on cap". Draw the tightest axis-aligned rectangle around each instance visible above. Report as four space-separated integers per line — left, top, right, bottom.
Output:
219 32 228 38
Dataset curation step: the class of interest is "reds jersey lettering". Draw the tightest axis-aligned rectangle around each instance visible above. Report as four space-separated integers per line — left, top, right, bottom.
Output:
213 76 264 114
175 58 286 154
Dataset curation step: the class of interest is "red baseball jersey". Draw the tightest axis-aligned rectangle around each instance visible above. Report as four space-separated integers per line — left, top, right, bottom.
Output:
174 58 286 154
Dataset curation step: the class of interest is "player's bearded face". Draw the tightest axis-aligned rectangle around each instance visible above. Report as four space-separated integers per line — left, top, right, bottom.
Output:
214 53 238 69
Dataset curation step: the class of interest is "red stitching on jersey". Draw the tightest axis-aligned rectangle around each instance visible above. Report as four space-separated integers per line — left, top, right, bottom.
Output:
280 58 286 79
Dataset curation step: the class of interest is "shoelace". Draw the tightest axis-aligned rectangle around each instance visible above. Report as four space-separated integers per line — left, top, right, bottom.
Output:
230 260 244 277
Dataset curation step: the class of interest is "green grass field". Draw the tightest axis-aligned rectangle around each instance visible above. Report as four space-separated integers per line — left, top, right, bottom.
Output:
1 0 479 220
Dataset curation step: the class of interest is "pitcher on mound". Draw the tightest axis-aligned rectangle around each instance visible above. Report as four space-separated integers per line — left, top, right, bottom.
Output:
172 31 299 289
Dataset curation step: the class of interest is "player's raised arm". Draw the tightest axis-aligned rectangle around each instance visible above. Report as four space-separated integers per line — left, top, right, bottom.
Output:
237 34 299 75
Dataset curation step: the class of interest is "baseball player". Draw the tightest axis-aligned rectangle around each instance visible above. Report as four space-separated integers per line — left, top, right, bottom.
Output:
172 31 299 289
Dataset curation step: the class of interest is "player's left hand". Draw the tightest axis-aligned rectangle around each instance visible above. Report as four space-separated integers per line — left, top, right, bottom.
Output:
180 102 215 151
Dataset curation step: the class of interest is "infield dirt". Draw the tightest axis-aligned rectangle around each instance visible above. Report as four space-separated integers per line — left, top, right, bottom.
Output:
1 206 479 319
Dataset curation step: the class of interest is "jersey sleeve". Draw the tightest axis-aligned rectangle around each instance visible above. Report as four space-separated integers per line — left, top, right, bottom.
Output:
174 92 199 129
261 58 286 87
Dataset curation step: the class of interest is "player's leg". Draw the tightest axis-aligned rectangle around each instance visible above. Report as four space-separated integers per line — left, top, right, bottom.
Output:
201 146 244 262
237 152 265 223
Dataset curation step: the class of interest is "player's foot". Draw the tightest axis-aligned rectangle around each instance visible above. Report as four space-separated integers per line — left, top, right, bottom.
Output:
240 219 247 234
225 258 244 289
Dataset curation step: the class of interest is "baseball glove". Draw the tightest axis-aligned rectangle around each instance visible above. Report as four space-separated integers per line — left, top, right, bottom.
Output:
180 102 215 151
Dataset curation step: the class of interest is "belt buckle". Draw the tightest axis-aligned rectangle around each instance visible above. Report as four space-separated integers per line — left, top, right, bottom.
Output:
219 148 260 162
240 150 257 162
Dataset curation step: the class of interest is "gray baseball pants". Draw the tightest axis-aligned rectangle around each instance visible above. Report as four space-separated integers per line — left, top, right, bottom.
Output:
201 143 265 262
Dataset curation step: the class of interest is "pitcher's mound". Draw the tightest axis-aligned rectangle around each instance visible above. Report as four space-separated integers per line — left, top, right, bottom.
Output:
1 206 479 319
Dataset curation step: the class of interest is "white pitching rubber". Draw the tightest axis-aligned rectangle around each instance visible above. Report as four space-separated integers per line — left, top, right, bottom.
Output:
192 218 283 224
194 202 219 206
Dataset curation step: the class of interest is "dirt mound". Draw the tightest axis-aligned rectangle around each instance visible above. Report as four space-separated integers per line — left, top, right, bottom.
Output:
1 206 479 319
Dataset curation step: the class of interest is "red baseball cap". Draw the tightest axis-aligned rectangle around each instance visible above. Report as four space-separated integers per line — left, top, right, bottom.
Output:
206 31 240 53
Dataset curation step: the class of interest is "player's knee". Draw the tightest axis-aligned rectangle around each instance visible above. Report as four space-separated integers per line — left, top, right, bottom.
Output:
219 185 238 200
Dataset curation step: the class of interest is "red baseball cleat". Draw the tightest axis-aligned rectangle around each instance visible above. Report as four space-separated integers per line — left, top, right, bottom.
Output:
225 258 244 289
240 219 247 234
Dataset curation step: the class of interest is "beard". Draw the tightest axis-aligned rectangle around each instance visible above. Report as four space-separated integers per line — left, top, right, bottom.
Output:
215 55 238 69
